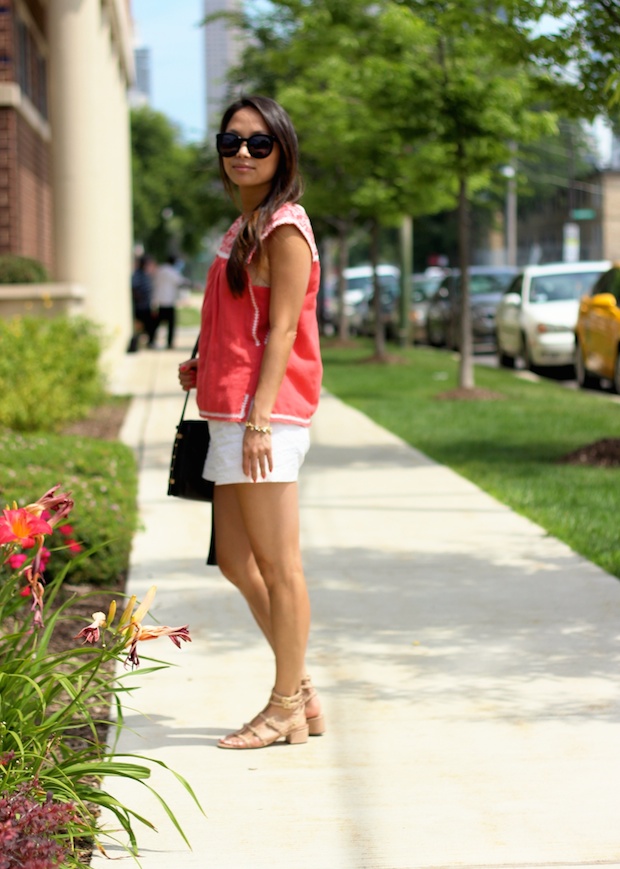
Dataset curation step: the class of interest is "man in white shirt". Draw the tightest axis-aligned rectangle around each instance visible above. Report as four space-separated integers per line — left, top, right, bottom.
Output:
151 256 188 349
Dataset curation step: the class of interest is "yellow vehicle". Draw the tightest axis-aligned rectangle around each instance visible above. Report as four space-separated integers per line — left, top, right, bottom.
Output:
575 264 620 391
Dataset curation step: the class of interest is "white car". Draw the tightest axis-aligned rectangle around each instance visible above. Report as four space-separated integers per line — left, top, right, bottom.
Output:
495 261 611 369
321 264 400 335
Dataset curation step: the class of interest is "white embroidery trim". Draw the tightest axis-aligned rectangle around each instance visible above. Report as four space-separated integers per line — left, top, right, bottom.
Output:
248 285 261 347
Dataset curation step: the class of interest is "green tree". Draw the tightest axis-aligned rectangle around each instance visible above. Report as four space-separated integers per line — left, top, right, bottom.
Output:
391 0 560 387
131 107 230 261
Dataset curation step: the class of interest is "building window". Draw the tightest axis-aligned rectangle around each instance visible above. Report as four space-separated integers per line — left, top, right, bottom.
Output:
15 17 48 121
17 19 30 94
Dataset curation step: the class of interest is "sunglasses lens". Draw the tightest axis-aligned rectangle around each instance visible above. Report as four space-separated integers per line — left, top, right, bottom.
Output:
216 133 276 159
247 135 274 158
216 133 240 157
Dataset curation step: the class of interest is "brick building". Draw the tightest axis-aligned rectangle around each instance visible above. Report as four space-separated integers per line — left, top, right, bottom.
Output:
0 0 135 367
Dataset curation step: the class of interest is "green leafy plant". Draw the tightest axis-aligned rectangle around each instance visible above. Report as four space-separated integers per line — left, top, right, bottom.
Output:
0 317 106 433
0 485 202 864
0 431 138 586
0 255 49 284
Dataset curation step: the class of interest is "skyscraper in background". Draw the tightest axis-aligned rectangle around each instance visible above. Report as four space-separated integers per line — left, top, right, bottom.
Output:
129 45 151 108
204 0 243 136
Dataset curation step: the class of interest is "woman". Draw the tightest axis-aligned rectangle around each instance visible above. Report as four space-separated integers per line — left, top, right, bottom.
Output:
178 96 324 750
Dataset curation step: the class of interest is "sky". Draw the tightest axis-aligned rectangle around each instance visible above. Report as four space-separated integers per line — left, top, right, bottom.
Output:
131 0 205 141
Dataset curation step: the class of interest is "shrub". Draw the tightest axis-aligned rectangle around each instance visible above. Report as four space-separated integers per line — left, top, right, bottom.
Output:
0 317 106 432
0 431 138 585
0 782 79 869
0 255 49 284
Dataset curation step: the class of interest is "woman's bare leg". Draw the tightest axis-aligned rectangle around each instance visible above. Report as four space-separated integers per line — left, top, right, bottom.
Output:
214 485 274 649
235 482 309 697
214 482 321 730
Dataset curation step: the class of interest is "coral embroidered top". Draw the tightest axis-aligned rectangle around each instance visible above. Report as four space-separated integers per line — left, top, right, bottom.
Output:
196 203 322 427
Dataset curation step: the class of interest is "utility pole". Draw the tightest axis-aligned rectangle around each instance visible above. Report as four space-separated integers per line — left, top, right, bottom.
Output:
504 141 518 267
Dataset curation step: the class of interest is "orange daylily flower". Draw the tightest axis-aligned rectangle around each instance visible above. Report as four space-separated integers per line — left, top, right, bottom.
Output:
0 508 52 548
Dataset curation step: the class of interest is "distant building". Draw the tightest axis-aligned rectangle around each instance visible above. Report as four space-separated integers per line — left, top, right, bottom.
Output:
0 0 135 368
517 171 620 265
204 0 243 136
129 45 151 108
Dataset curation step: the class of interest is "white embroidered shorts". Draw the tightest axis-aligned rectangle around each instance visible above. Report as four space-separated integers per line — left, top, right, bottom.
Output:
203 421 310 485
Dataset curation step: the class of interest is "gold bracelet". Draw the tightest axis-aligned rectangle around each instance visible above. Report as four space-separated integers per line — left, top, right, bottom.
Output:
245 421 272 434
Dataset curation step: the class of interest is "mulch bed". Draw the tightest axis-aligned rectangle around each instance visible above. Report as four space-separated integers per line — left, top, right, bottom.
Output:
557 438 620 468
62 400 130 441
435 387 505 401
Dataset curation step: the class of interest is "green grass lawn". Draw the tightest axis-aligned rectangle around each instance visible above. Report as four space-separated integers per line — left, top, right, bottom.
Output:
321 340 620 579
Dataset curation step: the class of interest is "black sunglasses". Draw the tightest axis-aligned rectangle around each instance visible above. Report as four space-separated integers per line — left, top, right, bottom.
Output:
216 132 278 159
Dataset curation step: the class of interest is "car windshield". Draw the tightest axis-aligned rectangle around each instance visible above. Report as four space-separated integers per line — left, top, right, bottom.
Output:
347 274 399 297
346 276 372 291
529 272 604 303
412 277 442 300
468 274 515 295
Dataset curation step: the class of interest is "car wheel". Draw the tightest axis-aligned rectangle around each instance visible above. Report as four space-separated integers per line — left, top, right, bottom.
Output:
428 322 444 347
497 338 515 368
613 349 620 394
575 340 598 389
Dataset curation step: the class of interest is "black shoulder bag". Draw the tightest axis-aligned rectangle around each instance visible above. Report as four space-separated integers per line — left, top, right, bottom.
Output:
167 338 214 503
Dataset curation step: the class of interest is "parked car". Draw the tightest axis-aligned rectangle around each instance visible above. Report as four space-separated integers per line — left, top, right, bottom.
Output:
320 264 400 336
574 263 620 391
495 261 610 370
426 266 518 349
349 265 401 337
409 272 448 344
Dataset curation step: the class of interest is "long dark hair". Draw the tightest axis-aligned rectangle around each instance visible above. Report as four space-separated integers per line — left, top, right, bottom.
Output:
218 96 303 297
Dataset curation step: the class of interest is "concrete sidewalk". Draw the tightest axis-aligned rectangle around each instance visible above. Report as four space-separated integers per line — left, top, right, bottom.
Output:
94 329 620 869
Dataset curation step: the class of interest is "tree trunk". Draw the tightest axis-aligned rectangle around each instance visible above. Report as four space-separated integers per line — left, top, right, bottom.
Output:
337 222 350 341
457 173 474 389
399 215 413 347
370 219 386 359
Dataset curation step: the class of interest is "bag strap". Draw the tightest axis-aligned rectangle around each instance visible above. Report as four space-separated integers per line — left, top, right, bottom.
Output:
178 335 200 424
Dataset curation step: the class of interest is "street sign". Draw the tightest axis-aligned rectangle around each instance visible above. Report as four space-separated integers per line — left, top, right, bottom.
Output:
569 209 596 220
563 222 580 263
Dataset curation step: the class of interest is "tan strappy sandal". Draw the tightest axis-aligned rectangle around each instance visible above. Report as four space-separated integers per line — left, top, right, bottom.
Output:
301 675 326 736
217 689 309 750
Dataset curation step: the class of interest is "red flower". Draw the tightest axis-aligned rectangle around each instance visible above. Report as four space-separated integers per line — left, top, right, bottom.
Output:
125 624 191 669
58 524 74 535
65 539 82 554
7 553 27 570
74 612 106 644
0 508 52 548
25 485 74 528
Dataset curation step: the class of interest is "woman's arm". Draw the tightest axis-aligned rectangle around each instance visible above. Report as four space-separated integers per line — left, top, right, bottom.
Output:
243 223 312 481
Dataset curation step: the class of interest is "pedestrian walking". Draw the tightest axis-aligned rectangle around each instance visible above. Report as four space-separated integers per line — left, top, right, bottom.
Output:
128 254 156 351
177 95 324 749
152 255 188 349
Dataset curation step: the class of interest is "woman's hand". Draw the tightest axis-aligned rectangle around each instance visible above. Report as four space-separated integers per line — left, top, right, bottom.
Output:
243 428 273 482
178 358 198 391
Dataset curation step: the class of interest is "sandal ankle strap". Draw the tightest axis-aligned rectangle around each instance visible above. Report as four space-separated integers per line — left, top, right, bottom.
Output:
270 689 303 710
